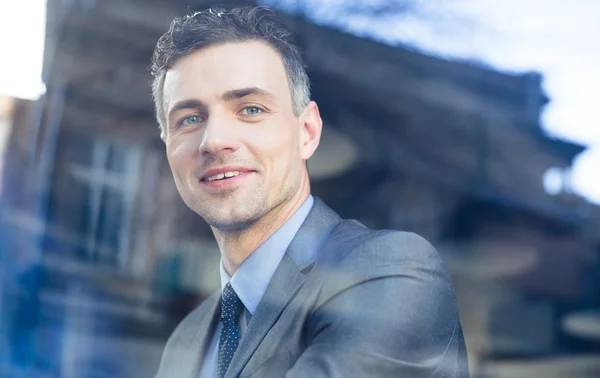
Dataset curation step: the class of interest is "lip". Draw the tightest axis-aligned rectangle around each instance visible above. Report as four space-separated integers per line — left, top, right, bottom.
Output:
200 166 253 181
198 166 255 190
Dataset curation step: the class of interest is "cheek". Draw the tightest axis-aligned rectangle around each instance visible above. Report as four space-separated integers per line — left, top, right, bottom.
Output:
166 139 196 175
240 119 301 174
270 135 303 181
260 128 298 164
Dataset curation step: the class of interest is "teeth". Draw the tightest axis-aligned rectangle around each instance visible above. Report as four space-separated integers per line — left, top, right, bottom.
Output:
207 171 241 181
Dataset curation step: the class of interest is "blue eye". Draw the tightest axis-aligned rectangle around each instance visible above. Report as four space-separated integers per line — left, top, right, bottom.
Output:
181 115 201 125
242 107 262 116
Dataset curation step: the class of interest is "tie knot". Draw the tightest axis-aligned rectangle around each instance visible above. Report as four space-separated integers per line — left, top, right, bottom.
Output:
220 283 244 325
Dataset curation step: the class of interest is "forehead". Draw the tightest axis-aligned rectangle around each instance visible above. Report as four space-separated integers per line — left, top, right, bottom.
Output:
163 41 291 108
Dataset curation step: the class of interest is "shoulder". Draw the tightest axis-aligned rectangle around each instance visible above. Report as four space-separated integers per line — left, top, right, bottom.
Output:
315 219 453 306
323 219 444 271
303 220 467 376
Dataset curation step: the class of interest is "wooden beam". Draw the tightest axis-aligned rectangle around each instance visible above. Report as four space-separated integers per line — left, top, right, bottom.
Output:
285 12 541 106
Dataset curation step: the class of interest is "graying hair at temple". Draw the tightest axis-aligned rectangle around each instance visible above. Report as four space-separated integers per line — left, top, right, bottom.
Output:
149 6 311 134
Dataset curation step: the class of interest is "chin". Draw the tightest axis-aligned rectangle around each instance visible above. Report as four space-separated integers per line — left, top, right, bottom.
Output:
200 206 262 232
206 215 258 232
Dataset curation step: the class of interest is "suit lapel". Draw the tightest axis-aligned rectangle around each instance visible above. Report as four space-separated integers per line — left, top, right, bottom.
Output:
225 253 306 378
162 292 220 378
224 197 341 378
194 295 221 376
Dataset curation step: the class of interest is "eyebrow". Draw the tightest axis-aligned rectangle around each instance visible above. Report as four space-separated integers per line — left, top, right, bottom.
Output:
167 87 275 122
221 87 276 102
167 99 207 123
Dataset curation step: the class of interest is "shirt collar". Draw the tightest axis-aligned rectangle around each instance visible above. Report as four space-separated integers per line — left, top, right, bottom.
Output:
219 195 314 314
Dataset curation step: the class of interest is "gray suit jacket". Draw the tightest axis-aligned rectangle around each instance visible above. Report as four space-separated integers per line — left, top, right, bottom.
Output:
155 198 468 377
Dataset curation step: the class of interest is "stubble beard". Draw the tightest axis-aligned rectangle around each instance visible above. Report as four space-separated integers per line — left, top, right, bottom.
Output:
197 173 299 233
199 185 268 232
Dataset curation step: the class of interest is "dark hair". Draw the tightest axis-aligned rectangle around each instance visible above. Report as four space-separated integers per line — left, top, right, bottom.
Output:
150 6 310 134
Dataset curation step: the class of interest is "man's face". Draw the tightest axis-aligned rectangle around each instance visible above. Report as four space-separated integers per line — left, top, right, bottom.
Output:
162 41 314 231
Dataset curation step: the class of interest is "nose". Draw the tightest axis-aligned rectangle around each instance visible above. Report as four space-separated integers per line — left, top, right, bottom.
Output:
198 114 240 156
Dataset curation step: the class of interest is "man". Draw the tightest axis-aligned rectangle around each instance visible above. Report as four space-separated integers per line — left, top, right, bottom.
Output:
150 6 468 378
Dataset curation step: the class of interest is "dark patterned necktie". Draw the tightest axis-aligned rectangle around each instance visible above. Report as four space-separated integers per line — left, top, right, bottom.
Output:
217 283 245 378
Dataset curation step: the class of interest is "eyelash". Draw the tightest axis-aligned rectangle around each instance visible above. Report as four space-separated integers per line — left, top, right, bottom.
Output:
174 106 265 128
180 115 202 125
173 115 203 129
240 106 264 116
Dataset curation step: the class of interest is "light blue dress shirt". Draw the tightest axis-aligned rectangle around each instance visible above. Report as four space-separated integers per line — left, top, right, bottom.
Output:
199 195 315 378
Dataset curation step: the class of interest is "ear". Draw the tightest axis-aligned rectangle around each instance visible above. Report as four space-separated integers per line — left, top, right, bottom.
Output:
299 101 322 161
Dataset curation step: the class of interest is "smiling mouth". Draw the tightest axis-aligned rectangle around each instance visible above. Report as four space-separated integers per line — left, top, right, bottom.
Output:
202 170 242 182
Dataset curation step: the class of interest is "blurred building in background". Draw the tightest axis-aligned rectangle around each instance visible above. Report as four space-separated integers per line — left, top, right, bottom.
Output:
1 0 600 377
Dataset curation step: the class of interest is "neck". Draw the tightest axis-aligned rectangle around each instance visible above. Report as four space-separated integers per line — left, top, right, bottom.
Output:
212 177 311 276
